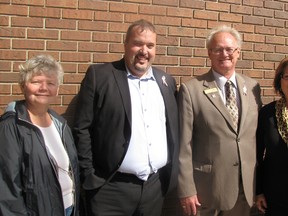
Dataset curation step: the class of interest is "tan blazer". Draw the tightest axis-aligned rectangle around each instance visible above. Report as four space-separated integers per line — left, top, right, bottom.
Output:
177 70 262 210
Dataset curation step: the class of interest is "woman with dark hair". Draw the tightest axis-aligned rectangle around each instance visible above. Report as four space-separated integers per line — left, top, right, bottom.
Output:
256 57 288 215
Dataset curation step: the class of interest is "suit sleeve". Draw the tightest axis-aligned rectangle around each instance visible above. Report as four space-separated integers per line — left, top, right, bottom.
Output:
177 82 197 198
73 66 97 183
0 118 27 215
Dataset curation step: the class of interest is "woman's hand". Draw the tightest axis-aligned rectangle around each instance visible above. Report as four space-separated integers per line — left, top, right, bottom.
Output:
255 194 267 214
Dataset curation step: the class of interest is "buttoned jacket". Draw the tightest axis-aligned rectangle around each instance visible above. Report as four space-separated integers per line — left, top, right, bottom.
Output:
178 70 262 210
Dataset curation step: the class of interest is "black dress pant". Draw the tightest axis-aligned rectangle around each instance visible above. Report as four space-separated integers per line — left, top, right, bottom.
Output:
85 172 164 216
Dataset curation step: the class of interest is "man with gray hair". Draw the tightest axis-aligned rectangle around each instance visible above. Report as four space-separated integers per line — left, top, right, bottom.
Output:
177 25 262 216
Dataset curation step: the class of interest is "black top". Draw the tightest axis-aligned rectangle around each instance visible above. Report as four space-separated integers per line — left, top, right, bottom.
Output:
256 101 288 212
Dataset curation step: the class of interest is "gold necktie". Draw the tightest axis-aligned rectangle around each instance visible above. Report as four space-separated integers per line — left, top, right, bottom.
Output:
225 80 239 130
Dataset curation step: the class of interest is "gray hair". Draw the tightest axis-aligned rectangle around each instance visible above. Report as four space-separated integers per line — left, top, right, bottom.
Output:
206 25 242 49
18 54 64 88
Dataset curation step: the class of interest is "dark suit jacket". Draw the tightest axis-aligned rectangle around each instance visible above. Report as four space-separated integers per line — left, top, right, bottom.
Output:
256 101 288 211
177 70 262 210
73 58 179 194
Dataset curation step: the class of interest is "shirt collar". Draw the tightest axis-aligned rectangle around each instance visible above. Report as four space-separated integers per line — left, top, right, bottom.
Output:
126 65 155 80
212 69 237 90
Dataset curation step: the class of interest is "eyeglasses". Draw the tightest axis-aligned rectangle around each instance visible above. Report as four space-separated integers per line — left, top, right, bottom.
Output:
210 47 239 55
281 74 288 80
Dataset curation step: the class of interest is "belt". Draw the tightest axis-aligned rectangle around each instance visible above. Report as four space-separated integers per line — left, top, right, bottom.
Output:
111 172 156 184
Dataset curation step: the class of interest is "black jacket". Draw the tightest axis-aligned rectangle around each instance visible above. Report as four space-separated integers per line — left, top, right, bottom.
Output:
256 101 288 212
73 59 179 194
0 100 80 216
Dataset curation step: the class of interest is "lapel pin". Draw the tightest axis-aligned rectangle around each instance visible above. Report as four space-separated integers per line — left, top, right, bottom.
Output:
204 88 218 95
162 76 168 87
243 85 247 95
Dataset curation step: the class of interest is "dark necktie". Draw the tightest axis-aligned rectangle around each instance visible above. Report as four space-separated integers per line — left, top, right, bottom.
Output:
225 80 239 130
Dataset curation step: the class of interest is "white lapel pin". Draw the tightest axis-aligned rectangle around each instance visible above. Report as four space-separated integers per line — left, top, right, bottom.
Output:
243 85 247 95
162 76 168 87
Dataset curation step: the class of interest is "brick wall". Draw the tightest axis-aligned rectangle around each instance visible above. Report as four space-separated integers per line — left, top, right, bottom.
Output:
0 0 287 215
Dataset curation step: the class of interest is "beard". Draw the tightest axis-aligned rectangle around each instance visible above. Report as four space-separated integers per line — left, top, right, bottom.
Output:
134 62 150 72
129 53 152 74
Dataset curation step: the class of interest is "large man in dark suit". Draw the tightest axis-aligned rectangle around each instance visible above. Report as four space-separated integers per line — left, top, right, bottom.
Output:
73 19 178 216
177 25 262 216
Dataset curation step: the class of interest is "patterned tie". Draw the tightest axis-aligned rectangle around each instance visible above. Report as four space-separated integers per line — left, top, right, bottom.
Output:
225 80 239 130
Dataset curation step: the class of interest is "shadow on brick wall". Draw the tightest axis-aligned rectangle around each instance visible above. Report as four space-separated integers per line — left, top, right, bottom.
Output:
62 94 79 128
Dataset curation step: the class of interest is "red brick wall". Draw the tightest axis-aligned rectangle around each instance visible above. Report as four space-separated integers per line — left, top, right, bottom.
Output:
1 0 287 119
1 0 285 215
1 0 287 117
